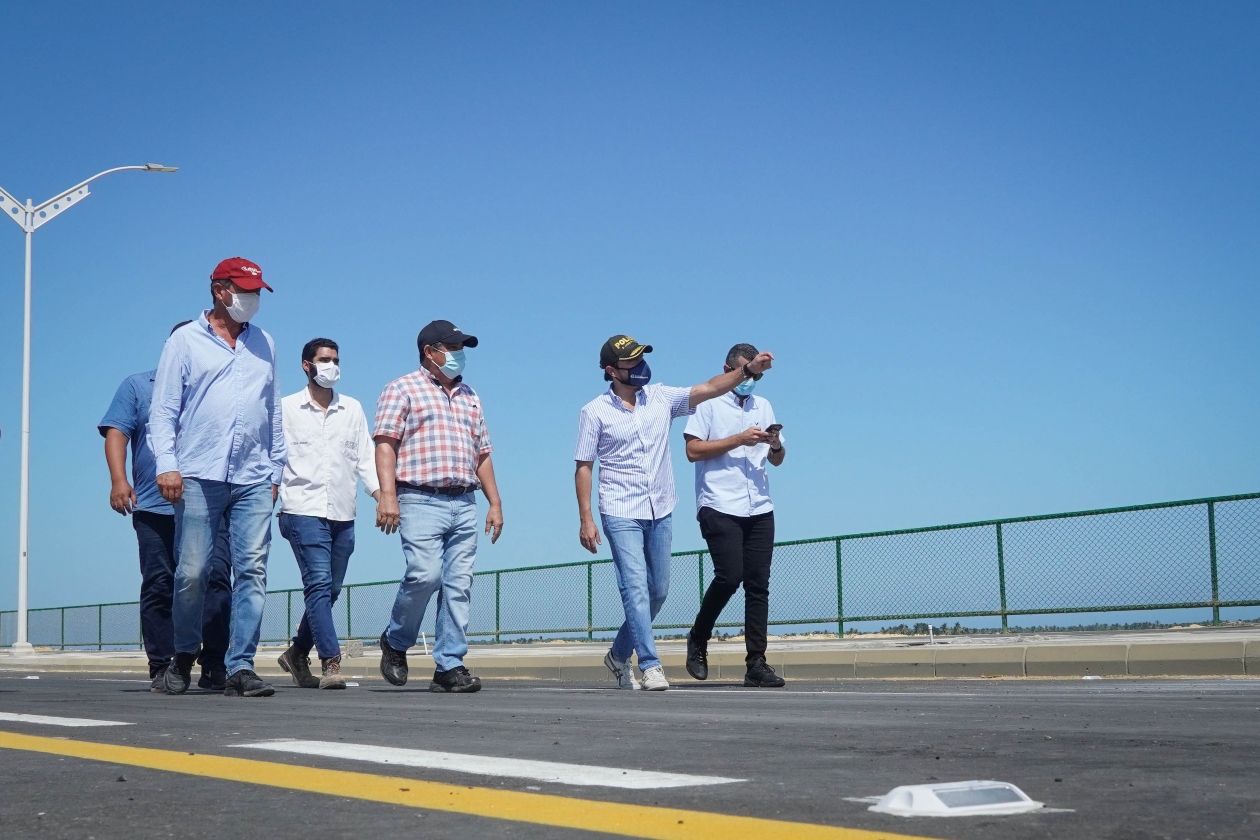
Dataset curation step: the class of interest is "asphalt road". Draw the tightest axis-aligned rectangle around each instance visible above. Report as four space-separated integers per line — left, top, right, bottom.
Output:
0 672 1256 839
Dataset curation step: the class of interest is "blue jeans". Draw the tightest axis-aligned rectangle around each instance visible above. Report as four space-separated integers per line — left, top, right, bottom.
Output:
384 489 477 672
279 513 355 661
132 511 232 677
603 512 673 671
173 478 273 676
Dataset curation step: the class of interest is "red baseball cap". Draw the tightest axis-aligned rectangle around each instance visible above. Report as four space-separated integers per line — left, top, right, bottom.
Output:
210 257 272 292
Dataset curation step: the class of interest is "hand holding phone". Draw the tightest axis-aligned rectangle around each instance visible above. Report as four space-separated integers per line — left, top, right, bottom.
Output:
765 424 783 434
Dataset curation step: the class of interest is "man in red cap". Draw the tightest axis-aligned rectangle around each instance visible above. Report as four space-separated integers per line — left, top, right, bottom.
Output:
150 257 287 698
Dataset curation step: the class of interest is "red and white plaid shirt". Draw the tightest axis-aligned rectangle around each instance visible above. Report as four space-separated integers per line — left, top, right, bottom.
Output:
373 370 492 489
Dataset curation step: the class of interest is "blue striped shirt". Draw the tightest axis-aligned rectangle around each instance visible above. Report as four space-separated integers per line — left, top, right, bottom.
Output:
149 313 286 486
574 384 693 520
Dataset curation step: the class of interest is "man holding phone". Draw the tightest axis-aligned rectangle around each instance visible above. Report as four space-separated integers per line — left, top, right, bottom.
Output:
683 343 787 688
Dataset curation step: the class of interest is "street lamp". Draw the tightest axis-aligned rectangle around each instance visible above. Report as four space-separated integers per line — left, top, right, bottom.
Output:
0 164 177 654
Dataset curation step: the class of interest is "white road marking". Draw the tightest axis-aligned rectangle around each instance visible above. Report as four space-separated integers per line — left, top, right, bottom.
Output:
0 712 132 727
232 740 744 789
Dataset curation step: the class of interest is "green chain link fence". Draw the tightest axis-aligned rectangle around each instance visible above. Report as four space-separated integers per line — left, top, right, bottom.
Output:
4 491 1259 650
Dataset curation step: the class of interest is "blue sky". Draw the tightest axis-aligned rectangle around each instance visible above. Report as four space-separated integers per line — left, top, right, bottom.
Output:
0 2 1257 611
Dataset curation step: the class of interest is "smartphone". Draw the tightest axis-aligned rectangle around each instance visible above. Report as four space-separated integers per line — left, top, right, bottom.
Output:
765 424 783 434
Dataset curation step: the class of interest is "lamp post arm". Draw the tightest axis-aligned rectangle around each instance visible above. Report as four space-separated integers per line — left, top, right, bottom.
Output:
30 165 153 216
0 186 25 230
22 164 176 231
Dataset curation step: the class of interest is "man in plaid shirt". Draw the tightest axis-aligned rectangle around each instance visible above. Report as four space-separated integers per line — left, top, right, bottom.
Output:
374 320 504 693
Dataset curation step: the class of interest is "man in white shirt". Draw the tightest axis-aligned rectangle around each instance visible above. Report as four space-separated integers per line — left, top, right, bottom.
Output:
276 338 380 690
575 335 775 691
683 343 787 688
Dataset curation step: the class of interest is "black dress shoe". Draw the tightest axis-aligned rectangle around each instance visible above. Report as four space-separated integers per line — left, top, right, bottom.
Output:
197 668 228 691
744 656 785 688
686 634 708 681
277 645 321 689
379 632 409 686
223 669 275 698
430 665 482 693
164 652 198 695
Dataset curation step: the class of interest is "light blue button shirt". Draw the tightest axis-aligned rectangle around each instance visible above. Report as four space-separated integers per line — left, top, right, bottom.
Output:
149 312 286 486
684 392 781 517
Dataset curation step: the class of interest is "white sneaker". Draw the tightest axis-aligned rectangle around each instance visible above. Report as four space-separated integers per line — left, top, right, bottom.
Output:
604 650 641 690
640 665 670 691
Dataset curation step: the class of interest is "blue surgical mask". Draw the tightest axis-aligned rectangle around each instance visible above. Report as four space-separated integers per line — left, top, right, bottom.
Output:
621 358 651 388
733 378 756 397
438 348 466 378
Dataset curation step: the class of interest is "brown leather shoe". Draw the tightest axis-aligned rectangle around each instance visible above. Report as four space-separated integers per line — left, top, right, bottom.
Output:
277 645 320 689
320 654 347 690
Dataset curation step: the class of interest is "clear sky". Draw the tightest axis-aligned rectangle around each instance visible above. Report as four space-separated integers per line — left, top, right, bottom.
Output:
0 2 1257 611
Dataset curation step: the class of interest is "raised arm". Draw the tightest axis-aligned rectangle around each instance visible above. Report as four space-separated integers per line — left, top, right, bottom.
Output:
687 350 775 409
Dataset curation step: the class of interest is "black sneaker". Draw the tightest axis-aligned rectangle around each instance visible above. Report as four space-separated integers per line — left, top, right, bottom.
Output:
163 652 198 695
686 633 708 681
150 665 169 693
379 632 408 686
197 667 228 691
223 669 275 698
277 645 321 689
744 656 785 688
430 665 482 693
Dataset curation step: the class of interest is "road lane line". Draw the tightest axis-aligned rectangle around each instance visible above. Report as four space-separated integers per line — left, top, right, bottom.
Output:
0 712 132 727
0 730 941 840
232 739 743 789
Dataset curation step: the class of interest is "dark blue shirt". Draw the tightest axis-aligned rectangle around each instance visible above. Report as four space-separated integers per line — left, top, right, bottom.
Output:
98 370 171 515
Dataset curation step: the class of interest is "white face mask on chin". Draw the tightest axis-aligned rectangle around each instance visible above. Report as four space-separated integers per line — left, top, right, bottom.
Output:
225 291 260 323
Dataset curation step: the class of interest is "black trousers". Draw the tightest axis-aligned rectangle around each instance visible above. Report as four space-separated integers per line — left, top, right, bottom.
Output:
690 507 775 664
133 510 233 677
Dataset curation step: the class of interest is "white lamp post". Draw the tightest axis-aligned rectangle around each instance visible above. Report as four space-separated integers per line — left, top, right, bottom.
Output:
1 164 177 654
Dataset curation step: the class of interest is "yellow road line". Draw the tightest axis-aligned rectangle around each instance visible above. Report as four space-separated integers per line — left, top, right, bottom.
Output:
0 730 941 840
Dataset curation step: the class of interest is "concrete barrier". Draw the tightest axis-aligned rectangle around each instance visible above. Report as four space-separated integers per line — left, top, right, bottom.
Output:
6 629 1260 680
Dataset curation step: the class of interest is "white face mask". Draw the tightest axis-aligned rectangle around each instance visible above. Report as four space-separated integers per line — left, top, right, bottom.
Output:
224 291 260 323
312 362 340 388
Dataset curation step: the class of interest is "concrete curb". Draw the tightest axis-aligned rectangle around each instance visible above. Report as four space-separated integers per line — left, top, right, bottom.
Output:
5 637 1260 680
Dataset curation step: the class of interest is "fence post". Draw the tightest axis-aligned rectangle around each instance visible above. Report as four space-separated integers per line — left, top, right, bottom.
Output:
996 523 1008 631
835 538 844 637
698 552 705 605
98 604 103 651
586 563 594 641
495 571 502 644
345 585 352 638
60 608 65 650
1208 501 1220 625
286 591 292 639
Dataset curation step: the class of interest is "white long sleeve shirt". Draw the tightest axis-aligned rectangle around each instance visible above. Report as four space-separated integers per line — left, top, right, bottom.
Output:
279 387 379 521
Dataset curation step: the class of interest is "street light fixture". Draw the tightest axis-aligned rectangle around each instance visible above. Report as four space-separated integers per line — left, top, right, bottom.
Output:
0 164 177 654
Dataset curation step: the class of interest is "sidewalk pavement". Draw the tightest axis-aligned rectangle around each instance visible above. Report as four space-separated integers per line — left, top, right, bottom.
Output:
4 626 1260 680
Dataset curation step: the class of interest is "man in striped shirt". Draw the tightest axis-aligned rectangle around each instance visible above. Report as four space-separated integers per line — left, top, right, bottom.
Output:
575 335 774 690
374 320 504 694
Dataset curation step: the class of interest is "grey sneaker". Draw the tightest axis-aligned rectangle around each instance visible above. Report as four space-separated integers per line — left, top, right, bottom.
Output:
641 665 670 691
278 645 320 689
150 665 169 693
604 650 641 690
320 654 347 690
223 669 275 698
